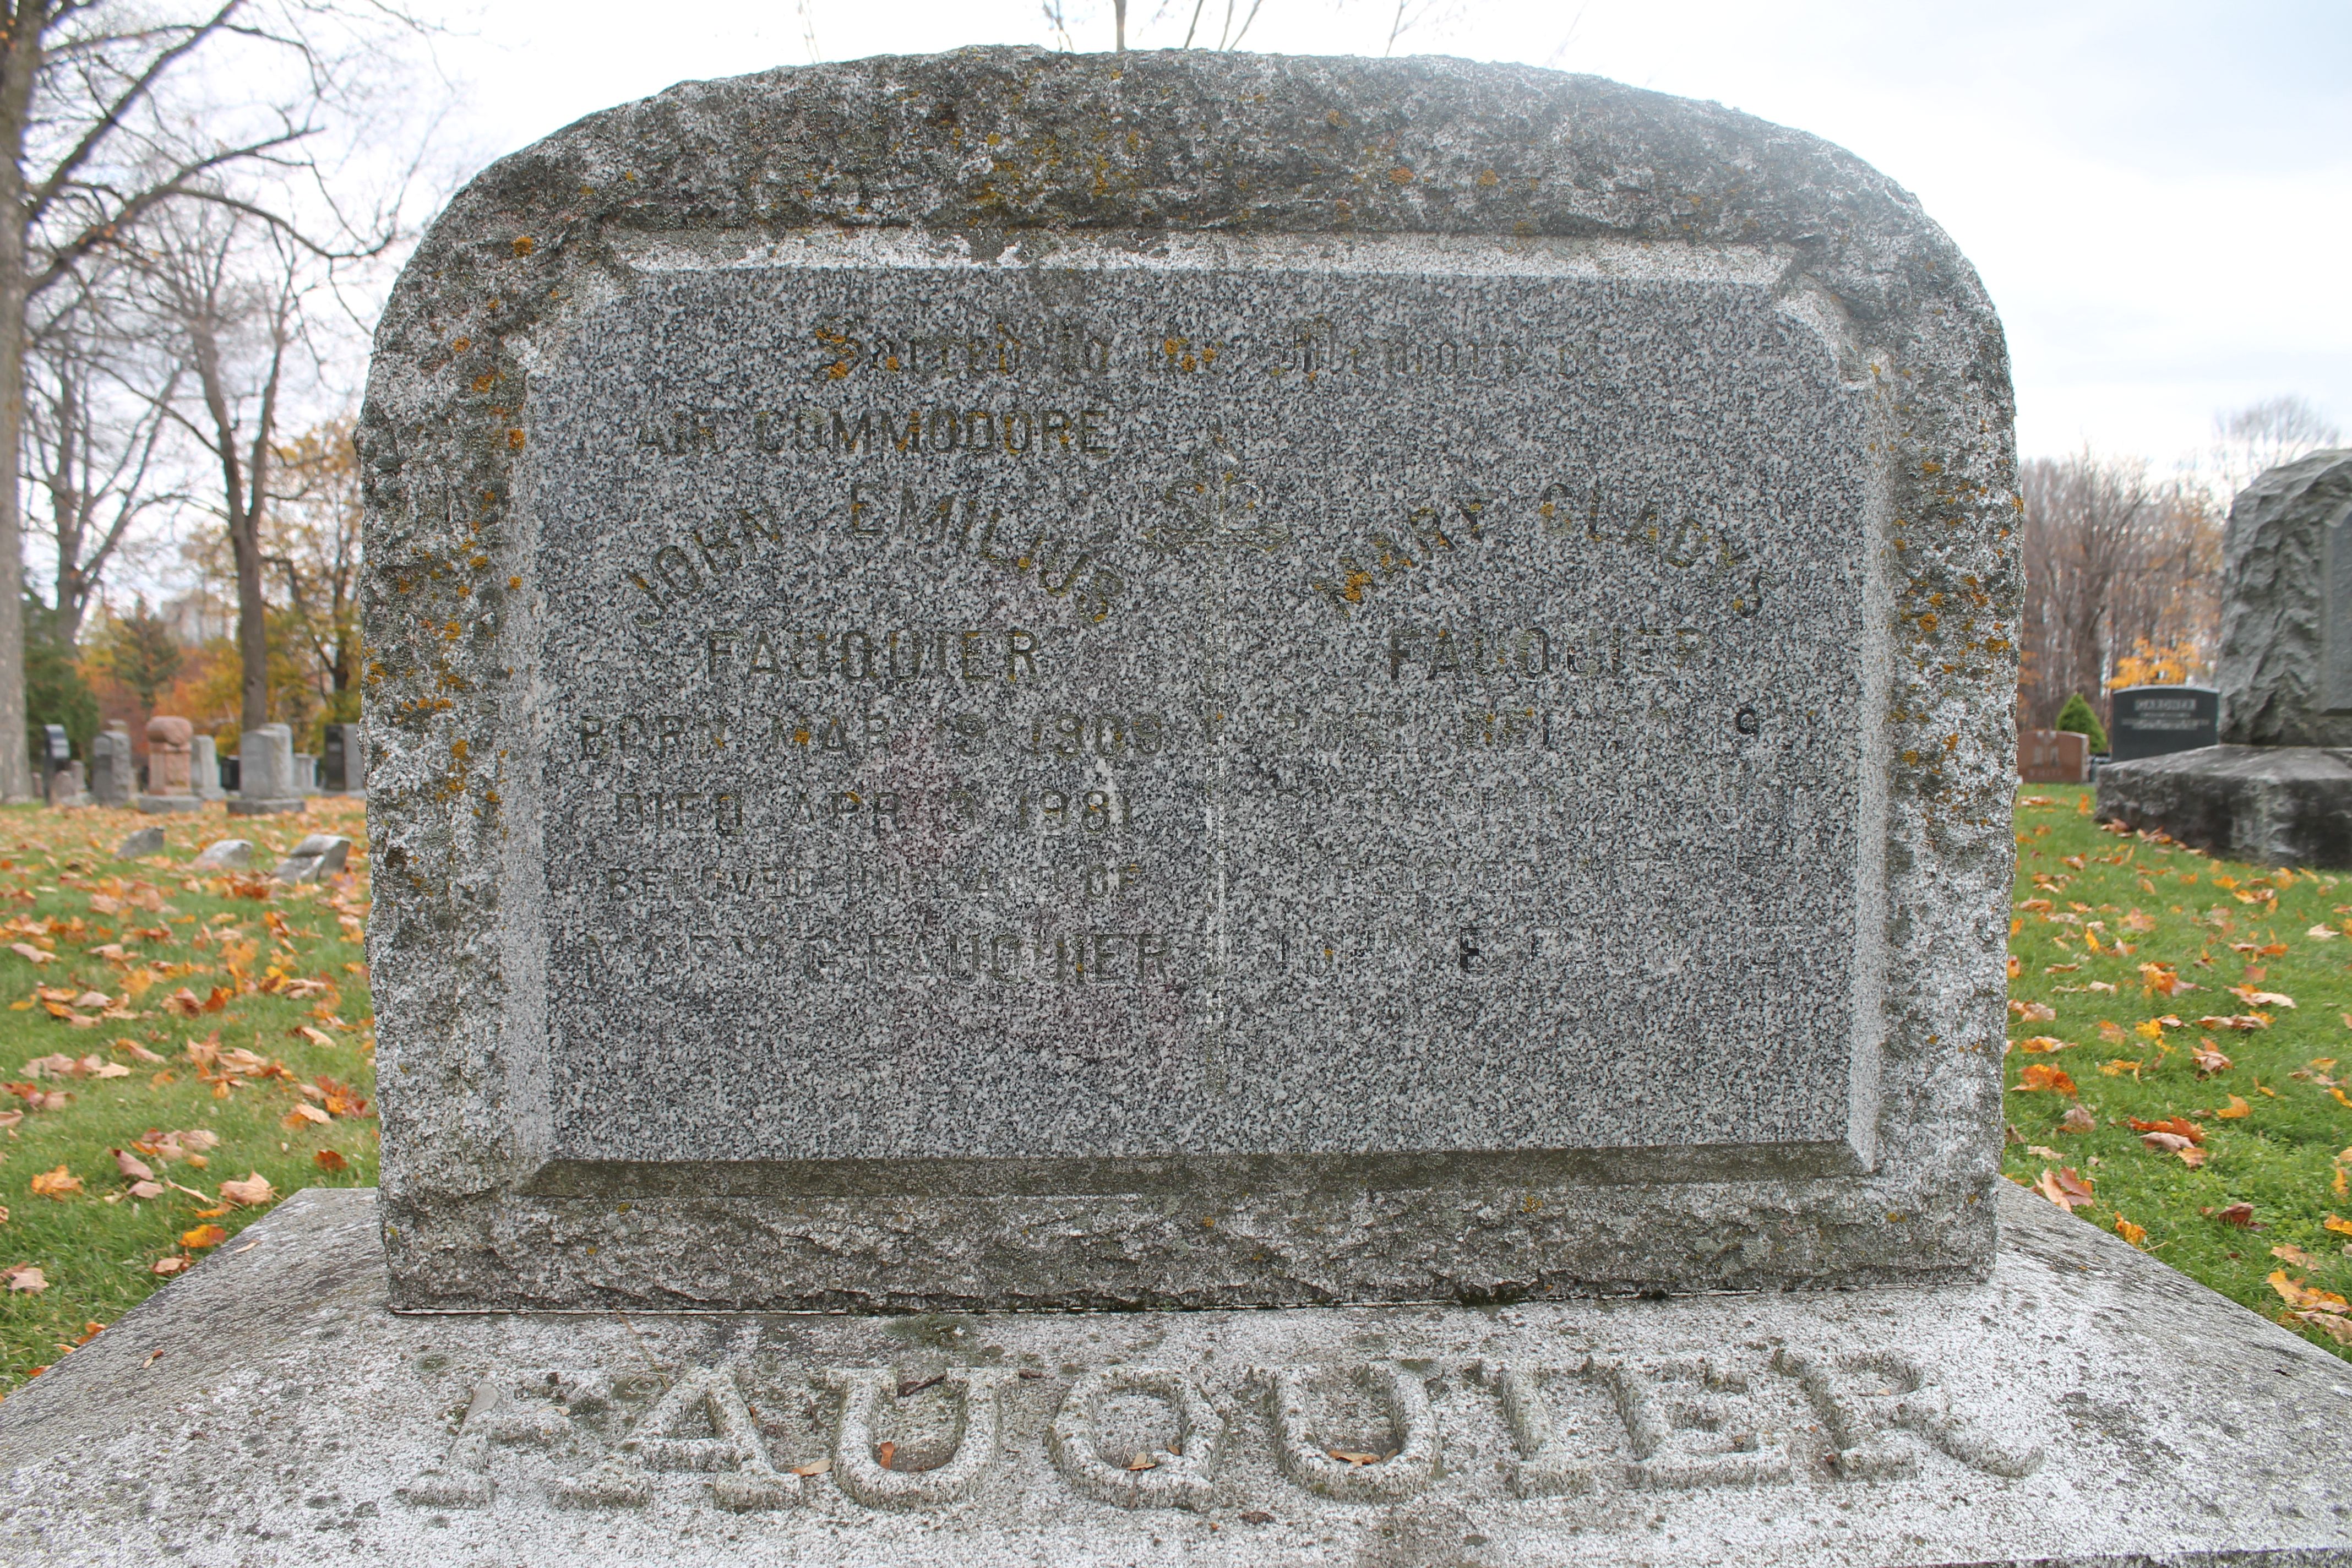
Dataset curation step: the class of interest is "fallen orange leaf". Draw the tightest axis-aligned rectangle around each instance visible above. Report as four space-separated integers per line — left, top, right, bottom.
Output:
180 1223 226 1249
28 1164 81 1199
2017 1064 2078 1097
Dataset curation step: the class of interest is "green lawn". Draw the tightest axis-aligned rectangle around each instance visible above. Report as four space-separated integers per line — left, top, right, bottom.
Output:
3 782 2346 1398
2005 784 2352 1357
0 798 374 1393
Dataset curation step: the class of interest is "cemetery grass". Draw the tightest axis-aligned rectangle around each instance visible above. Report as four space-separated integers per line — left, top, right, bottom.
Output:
4 789 2349 1390
0 800 374 1396
2008 784 2352 1360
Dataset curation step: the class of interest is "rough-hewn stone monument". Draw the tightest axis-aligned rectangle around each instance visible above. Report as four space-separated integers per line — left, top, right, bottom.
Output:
7 51 2348 1568
2100 450 2352 865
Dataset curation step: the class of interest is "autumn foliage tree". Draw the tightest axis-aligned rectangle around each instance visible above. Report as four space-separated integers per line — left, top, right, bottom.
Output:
89 595 182 715
2015 452 2220 732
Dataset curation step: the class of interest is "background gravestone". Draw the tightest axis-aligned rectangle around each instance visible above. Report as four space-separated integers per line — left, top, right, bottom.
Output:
45 760 84 808
324 722 365 792
88 723 133 807
137 715 203 814
362 48 2021 1314
2217 449 2352 747
35 722 69 799
190 734 226 800
2108 685 2219 762
228 724 306 817
2019 728 2088 783
2100 450 2352 867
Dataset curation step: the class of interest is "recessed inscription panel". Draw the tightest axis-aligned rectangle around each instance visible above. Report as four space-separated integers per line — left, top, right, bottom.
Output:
529 241 1875 1169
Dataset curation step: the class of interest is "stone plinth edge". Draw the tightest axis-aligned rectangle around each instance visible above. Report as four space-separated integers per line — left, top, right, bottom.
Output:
2098 744 2352 869
2 1184 2348 1567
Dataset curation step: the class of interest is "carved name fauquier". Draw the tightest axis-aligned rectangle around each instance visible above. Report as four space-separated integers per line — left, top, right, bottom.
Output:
397 1349 2043 1516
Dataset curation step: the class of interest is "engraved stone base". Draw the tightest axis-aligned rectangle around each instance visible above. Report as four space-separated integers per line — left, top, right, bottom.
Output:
226 795 307 817
134 794 205 814
3 1184 2347 1566
2097 744 2352 869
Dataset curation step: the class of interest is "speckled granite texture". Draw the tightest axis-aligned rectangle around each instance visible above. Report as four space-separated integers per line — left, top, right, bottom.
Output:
4 1185 2349 1566
359 48 2021 1311
2216 449 2352 748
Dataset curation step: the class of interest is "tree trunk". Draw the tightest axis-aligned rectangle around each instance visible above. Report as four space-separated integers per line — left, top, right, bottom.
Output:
226 450 265 732
0 2 47 798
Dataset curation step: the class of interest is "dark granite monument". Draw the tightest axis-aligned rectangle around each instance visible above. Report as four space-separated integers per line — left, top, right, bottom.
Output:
2100 450 2352 865
2108 684 2219 762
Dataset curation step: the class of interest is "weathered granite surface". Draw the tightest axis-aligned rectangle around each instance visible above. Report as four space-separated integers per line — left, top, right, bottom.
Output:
360 48 2021 1311
1 1185 2346 1566
2218 449 2352 748
2098 743 2352 869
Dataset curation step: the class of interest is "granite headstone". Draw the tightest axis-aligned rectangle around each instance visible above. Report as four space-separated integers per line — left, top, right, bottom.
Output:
361 48 2021 1316
190 734 226 801
35 722 69 797
323 721 364 792
88 723 133 806
8 51 2347 1568
2108 684 2219 763
45 759 84 808
228 723 305 816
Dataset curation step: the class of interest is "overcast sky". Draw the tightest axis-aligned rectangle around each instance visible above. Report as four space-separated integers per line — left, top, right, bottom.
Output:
418 0 2351 467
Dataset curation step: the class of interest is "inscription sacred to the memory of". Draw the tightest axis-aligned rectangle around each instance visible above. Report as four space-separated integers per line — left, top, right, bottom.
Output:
529 240 1879 1169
